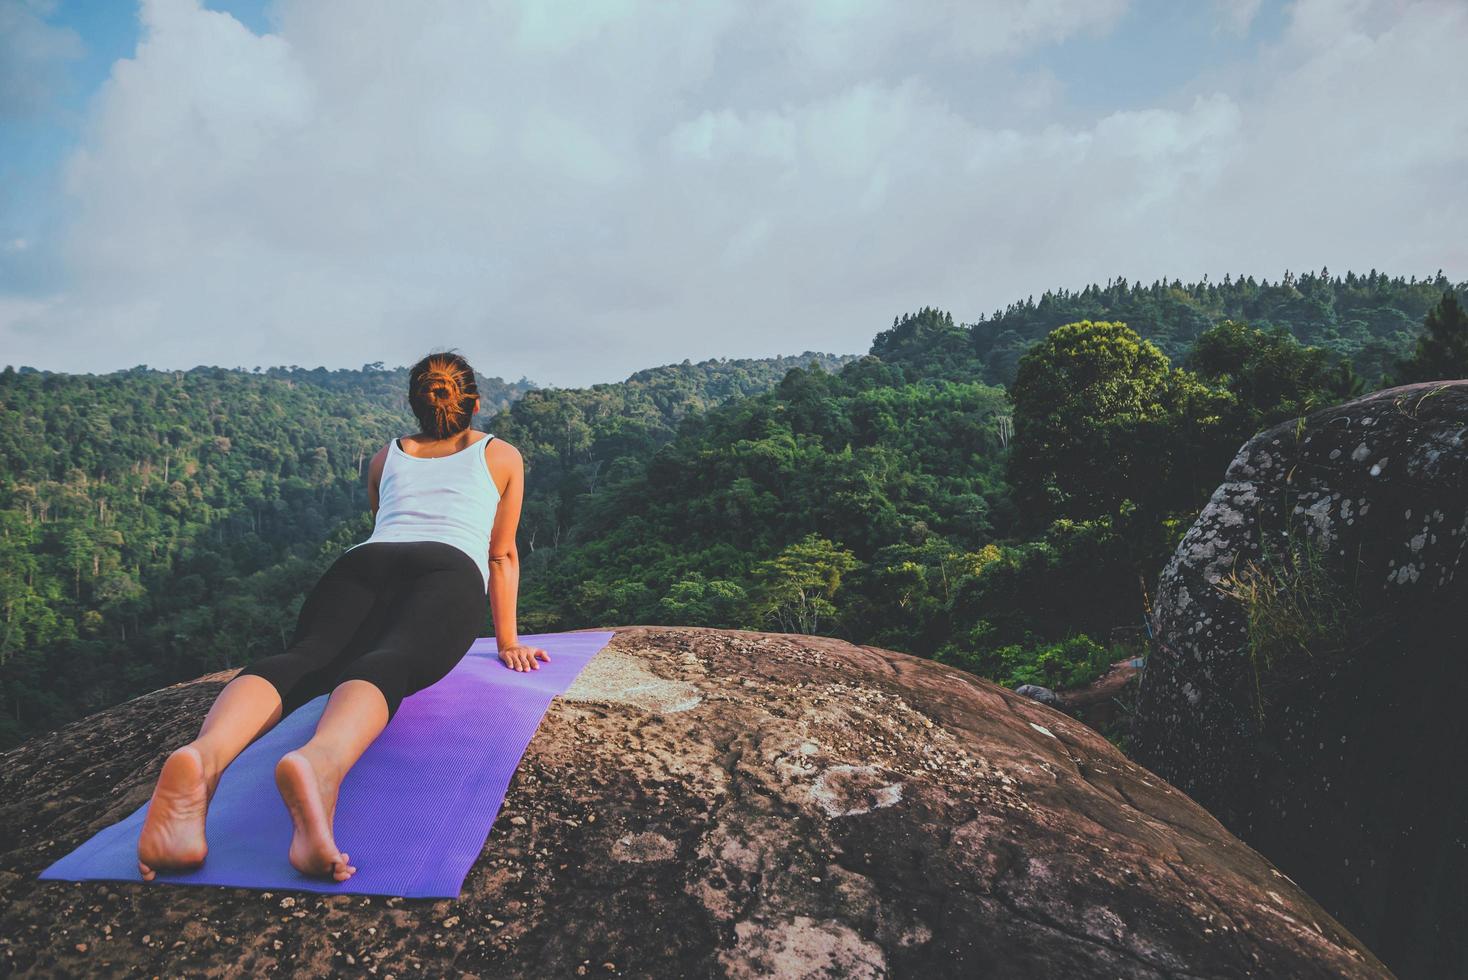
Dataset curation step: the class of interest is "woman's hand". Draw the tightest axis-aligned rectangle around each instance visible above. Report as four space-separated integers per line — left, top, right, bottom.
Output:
499 643 550 672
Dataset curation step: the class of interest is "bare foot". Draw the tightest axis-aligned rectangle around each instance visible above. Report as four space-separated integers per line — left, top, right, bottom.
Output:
275 750 356 882
137 745 215 880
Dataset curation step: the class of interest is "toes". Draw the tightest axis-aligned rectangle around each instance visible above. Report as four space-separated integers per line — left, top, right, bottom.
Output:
327 852 354 881
138 861 155 881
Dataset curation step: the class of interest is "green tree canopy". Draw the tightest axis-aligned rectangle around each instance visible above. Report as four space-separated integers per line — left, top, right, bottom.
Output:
1008 321 1215 524
869 307 984 384
747 533 860 635
1394 291 1468 384
1187 319 1353 432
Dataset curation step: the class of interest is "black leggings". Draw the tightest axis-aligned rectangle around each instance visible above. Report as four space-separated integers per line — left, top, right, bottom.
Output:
238 541 487 722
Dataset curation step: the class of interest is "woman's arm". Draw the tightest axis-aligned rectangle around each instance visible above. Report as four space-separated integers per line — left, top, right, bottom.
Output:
366 444 389 518
487 441 543 668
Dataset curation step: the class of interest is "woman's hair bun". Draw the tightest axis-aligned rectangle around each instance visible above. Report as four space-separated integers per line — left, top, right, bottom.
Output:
407 351 480 440
423 368 457 403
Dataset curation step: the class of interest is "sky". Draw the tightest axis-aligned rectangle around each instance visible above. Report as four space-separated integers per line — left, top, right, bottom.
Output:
1 0 1465 387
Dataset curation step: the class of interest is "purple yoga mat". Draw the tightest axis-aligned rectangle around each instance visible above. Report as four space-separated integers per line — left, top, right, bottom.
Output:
39 629 617 898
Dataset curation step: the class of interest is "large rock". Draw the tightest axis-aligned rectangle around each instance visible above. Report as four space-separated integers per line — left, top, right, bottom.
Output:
1 626 1386 978
1134 381 1468 978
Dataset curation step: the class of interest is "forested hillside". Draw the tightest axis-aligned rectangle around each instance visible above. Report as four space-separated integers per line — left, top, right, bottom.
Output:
513 322 1331 674
2 270 1463 749
490 352 859 552
955 268 1456 387
512 275 1466 744
0 353 851 746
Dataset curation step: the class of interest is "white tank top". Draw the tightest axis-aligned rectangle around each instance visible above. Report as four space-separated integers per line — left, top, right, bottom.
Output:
346 431 501 591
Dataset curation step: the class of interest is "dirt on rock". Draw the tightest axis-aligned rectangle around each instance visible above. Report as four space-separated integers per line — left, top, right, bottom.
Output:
0 626 1390 978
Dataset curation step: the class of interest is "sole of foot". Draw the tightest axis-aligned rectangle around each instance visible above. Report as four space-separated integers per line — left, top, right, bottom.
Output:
275 750 356 882
136 745 211 881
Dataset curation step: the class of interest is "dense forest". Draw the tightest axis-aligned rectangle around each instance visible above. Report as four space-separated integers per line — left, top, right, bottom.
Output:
958 268 1455 387
2 271 1464 749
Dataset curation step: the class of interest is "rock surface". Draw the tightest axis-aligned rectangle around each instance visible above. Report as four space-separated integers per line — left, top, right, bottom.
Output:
1 626 1388 978
1011 683 1059 706
1134 380 1468 978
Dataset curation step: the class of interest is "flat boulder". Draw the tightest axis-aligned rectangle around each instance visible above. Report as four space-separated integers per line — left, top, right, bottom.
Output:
1 626 1387 978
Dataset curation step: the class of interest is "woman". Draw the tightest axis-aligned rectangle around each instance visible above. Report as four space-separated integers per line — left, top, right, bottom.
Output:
136 351 548 883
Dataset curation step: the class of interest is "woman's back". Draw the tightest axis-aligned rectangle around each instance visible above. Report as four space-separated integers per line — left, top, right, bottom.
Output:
347 430 501 591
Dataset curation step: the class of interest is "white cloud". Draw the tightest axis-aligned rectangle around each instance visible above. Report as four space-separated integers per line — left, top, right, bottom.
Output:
773 0 1130 71
2 0 1466 381
1213 0 1263 36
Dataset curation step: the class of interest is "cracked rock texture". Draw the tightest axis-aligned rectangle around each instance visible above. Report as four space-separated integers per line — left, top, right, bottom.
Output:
2 626 1388 978
1133 381 1468 979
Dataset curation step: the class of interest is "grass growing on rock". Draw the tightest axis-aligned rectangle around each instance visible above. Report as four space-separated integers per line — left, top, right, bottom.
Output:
1213 523 1370 727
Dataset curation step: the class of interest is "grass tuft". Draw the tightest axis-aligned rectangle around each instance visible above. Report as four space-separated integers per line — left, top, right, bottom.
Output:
1213 523 1368 727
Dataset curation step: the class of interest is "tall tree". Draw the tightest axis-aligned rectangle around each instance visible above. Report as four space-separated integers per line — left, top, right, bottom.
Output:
747 533 860 635
1007 321 1203 525
1394 291 1468 384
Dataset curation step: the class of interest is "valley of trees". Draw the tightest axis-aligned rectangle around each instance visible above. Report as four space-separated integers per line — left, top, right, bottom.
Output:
1 271 1464 749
